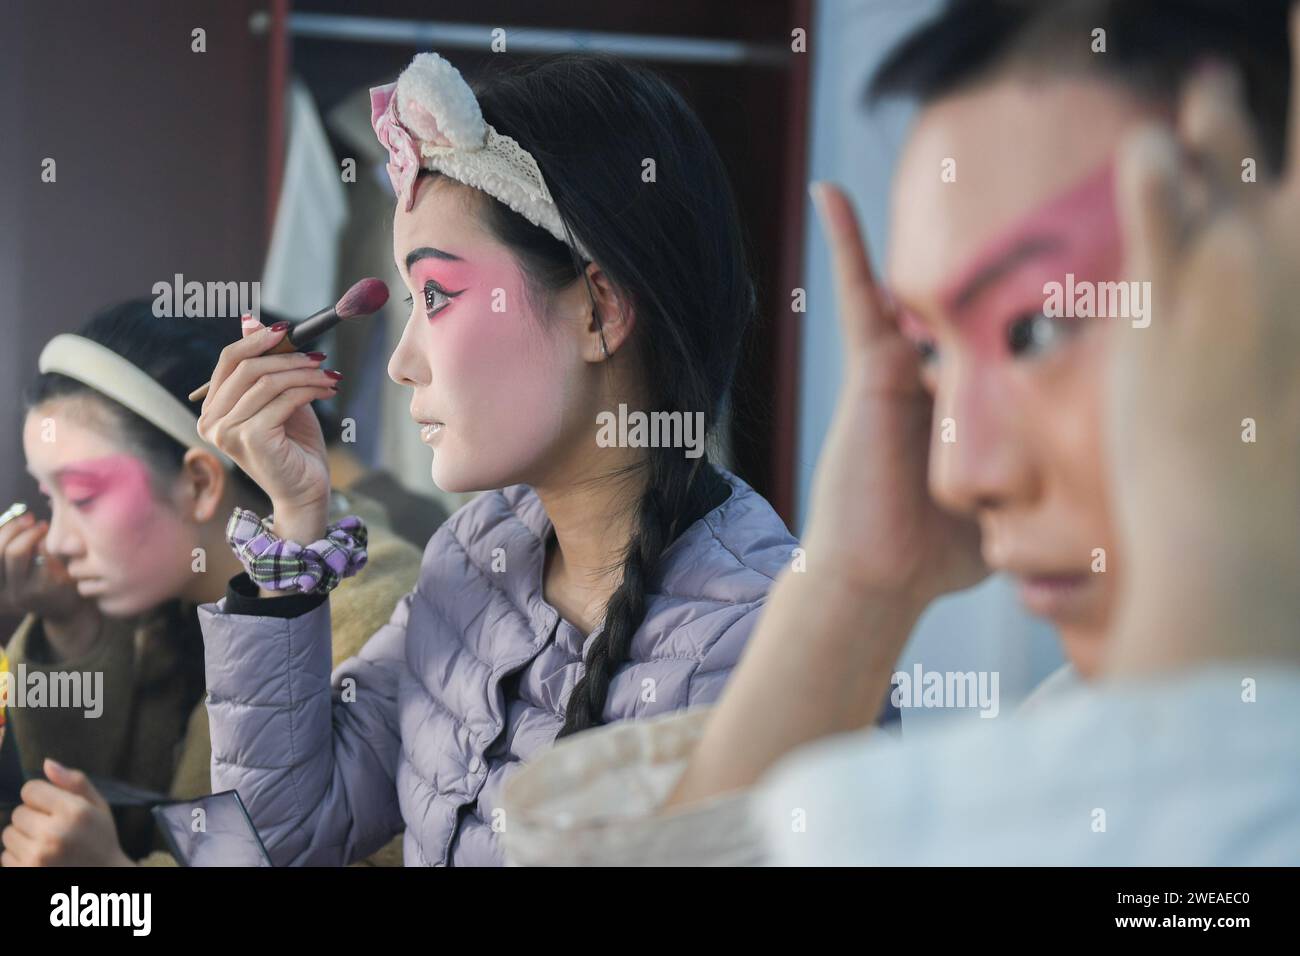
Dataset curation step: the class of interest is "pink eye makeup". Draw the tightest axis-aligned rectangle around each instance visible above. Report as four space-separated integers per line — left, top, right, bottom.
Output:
406 278 466 319
897 161 1123 364
56 473 108 505
404 247 472 319
48 454 155 518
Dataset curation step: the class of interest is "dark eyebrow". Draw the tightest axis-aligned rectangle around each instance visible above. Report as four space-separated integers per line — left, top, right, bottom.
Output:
404 247 463 272
948 236 1065 313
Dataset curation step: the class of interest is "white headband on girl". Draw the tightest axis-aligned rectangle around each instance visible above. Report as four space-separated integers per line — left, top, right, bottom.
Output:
37 334 234 468
370 52 593 261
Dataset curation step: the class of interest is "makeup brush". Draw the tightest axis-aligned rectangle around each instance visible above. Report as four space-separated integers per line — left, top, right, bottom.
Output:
188 278 390 402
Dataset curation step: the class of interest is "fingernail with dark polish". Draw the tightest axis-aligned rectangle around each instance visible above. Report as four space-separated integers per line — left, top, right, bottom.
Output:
306 351 327 361
324 369 344 380
269 321 290 333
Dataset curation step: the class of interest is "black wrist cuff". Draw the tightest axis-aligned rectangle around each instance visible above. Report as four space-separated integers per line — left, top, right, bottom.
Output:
224 573 327 618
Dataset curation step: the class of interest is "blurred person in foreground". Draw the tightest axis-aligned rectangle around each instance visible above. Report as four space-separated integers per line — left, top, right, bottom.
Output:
502 0 1300 865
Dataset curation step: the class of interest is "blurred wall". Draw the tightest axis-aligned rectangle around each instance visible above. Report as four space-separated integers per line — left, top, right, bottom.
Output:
0 0 271 637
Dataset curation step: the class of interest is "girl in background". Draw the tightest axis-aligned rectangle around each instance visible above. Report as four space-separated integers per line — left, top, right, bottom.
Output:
0 301 420 866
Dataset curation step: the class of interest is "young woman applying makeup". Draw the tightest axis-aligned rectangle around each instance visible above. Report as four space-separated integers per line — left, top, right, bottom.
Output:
0 301 421 866
502 0 1300 865
192 53 797 866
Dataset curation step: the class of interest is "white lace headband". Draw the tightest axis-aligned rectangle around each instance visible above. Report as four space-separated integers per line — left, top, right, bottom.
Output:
37 334 234 468
370 52 593 262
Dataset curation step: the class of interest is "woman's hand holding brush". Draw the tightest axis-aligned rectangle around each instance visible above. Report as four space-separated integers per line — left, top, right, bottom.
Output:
188 278 388 402
195 278 387 549
197 317 339 547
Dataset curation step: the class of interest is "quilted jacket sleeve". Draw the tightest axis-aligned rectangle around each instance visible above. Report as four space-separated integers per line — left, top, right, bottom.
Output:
198 589 411 866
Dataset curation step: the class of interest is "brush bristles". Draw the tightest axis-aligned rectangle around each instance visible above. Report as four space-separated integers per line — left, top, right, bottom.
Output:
335 277 390 318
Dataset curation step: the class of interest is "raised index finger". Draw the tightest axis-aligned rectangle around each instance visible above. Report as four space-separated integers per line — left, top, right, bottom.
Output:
201 320 290 414
810 181 893 354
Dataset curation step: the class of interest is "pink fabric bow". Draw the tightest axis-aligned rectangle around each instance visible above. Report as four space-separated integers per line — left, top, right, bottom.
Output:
370 83 419 211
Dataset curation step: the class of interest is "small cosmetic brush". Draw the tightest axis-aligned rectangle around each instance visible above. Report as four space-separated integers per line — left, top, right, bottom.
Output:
188 278 390 402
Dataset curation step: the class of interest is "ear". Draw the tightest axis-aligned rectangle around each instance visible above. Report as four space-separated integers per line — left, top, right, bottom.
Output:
178 448 229 523
575 262 635 364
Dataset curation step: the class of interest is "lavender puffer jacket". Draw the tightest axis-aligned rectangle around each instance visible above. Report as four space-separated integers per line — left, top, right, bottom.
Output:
198 470 796 866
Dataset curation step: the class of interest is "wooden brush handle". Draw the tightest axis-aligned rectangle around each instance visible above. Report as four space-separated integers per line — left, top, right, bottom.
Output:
187 336 298 402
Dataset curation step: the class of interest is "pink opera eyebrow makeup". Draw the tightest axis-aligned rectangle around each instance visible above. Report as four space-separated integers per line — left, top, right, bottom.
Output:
45 467 111 505
49 454 155 514
896 161 1123 356
409 261 474 299
405 246 473 310
409 256 474 287
34 452 157 520
940 162 1122 313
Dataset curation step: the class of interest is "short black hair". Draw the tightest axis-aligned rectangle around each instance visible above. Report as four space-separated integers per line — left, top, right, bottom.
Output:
870 0 1295 170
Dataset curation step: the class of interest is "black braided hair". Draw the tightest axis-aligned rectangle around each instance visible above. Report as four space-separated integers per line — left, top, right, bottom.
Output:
558 450 729 736
442 54 755 736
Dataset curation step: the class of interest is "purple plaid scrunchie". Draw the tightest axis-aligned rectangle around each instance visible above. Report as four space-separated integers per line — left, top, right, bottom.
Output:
226 508 369 594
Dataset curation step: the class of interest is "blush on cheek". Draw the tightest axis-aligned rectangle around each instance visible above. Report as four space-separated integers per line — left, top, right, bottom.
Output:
76 455 195 609
83 456 167 538
425 263 571 491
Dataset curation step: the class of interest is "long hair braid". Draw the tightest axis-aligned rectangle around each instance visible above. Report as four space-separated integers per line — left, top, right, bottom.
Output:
558 449 726 737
